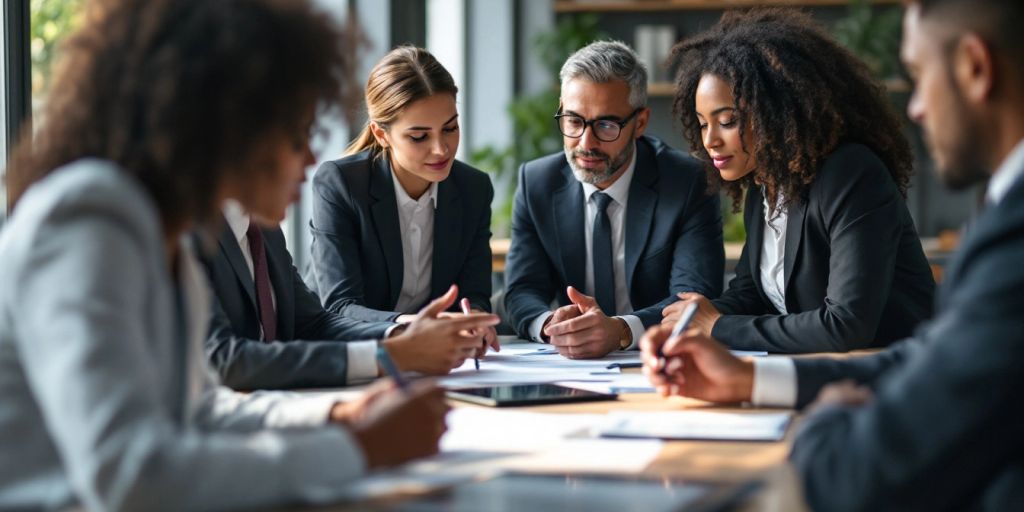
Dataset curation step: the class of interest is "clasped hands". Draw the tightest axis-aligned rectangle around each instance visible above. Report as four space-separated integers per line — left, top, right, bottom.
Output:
541 286 631 359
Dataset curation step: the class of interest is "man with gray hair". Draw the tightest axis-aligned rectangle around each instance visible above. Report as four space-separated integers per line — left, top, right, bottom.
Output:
504 40 724 359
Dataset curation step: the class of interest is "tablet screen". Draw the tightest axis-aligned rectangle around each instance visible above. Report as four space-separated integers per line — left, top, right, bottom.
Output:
446 384 617 407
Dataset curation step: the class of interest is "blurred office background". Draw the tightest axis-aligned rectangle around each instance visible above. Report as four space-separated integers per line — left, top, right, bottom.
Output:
3 0 976 278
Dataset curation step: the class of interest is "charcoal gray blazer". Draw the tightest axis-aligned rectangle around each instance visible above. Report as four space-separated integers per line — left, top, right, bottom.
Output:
202 220 391 390
788 155 1024 511
307 151 493 322
712 143 935 352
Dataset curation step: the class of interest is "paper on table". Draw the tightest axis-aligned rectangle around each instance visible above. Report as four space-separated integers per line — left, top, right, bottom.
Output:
599 410 792 442
337 443 663 502
439 348 640 387
440 409 662 473
500 438 663 474
439 370 616 388
557 373 656 394
731 350 769 357
441 408 602 453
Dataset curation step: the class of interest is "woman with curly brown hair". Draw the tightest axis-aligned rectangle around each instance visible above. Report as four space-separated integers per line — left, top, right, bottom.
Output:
661 8 936 353
0 1 452 510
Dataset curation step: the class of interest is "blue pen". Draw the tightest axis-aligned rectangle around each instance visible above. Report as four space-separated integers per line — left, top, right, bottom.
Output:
659 302 698 376
376 346 408 391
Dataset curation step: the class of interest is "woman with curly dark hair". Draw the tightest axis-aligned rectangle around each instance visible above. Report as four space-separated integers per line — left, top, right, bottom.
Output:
661 8 936 353
0 1 450 509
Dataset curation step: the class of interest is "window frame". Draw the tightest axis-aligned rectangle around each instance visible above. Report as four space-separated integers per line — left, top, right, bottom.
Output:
2 0 32 219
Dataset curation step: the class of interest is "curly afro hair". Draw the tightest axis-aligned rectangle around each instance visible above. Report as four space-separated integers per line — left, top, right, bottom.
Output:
670 8 913 212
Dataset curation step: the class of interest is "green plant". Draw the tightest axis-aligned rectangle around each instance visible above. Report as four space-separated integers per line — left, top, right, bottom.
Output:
31 0 84 99
470 14 604 236
833 0 903 79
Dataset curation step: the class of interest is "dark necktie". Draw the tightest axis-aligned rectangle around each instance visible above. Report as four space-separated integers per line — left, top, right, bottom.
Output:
591 191 617 315
246 221 277 342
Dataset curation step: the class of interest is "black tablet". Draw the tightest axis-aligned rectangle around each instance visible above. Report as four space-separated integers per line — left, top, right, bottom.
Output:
446 384 618 407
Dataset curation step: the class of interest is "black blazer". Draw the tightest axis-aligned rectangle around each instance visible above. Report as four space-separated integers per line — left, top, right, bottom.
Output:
711 143 935 352
202 221 391 390
307 151 493 322
787 159 1024 511
503 135 724 338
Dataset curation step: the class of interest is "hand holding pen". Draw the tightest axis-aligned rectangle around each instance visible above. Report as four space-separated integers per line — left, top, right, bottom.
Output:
660 302 698 376
460 298 484 370
639 302 756 402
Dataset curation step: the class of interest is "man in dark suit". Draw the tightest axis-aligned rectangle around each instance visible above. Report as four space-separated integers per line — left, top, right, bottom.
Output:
641 1 1024 509
503 41 723 359
204 202 496 390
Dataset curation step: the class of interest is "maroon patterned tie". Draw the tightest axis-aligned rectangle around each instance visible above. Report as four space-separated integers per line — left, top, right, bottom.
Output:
246 221 277 342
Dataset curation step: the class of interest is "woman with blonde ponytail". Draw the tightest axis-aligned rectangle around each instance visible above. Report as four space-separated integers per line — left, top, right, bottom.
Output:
308 46 499 355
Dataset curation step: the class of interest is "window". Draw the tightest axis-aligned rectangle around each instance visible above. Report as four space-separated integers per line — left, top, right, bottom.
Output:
1 0 82 222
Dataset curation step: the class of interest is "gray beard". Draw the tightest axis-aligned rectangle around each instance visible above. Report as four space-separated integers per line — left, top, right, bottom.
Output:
565 140 635 186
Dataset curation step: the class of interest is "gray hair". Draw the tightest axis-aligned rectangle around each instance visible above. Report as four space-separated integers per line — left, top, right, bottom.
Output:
559 40 648 108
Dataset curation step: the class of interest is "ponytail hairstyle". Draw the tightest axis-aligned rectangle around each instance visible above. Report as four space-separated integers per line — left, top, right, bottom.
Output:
346 45 458 157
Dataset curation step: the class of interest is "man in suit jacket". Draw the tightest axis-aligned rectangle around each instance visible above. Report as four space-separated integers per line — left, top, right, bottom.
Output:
202 201 395 390
641 1 1024 509
504 41 723 359
205 202 497 389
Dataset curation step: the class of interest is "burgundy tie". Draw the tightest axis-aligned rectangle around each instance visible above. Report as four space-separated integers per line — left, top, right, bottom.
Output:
246 221 277 342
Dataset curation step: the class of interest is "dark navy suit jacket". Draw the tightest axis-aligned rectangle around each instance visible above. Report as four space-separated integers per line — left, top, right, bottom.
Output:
711 143 935 353
307 151 493 322
788 157 1024 511
202 222 391 390
503 135 724 338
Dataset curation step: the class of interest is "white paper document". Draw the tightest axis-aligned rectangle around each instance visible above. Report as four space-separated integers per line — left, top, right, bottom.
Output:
557 373 656 394
336 408 664 501
731 350 769 357
598 410 792 442
439 346 642 387
441 408 602 452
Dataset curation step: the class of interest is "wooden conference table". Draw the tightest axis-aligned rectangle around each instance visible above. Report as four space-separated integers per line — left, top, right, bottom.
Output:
289 339 848 511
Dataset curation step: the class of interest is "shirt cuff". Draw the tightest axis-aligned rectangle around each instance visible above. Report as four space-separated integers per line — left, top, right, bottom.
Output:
751 357 798 408
346 340 380 383
262 394 339 428
528 311 554 343
384 323 403 338
617 315 645 351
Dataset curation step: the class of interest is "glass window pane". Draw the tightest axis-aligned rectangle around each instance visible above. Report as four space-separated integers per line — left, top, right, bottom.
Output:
31 0 84 110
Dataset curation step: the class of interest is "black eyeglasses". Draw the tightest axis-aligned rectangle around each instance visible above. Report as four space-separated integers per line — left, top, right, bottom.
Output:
554 108 642 142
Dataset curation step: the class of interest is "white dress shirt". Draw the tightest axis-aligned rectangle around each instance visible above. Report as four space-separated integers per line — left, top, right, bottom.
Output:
528 150 646 349
759 192 789 314
222 200 378 382
750 139 1024 408
391 170 438 314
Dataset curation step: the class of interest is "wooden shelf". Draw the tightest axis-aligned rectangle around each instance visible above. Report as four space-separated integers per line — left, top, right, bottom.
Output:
648 82 675 97
555 0 900 13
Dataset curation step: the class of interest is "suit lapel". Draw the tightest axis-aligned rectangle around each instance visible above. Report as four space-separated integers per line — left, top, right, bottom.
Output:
624 142 657 292
431 179 462 300
263 232 294 340
745 187 770 303
369 157 405 308
217 225 258 312
553 170 587 291
783 195 808 297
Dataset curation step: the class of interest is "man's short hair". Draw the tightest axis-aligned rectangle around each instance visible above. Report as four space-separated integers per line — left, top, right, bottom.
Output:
560 40 648 109
912 0 1024 70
